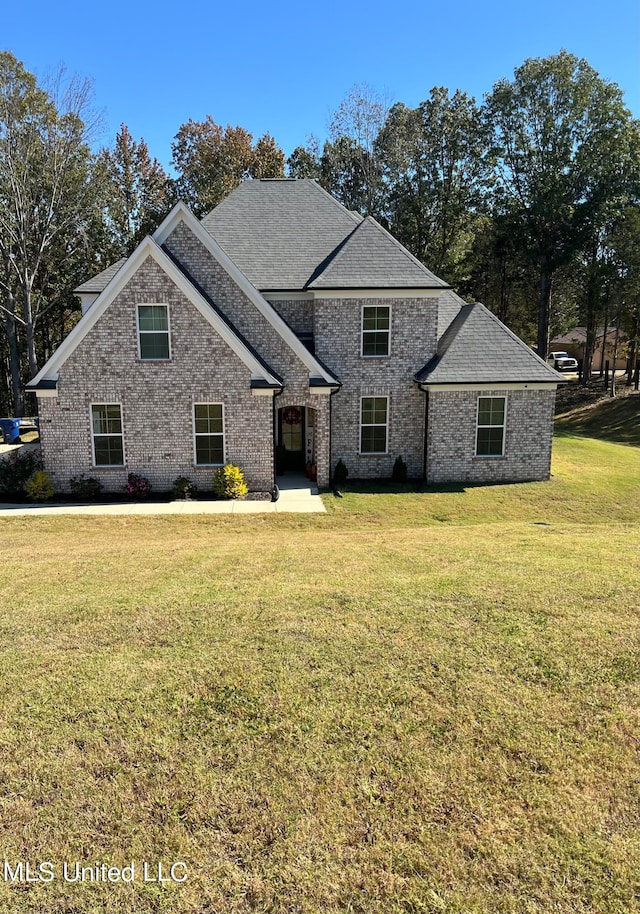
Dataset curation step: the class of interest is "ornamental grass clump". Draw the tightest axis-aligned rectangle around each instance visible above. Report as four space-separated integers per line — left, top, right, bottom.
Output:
213 464 248 500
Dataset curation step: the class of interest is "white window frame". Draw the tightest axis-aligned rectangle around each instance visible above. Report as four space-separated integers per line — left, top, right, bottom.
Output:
475 395 507 457
361 304 391 358
359 395 389 455
90 402 125 467
136 303 171 361
193 402 226 467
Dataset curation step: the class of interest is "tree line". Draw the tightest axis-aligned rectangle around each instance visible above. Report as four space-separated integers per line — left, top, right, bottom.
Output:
1 49 638 416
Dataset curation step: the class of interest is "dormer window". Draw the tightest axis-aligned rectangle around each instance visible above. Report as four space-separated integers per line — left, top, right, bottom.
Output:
137 304 170 360
362 306 390 357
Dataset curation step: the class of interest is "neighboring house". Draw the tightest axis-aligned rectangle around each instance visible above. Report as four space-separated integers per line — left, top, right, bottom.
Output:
27 179 563 492
550 327 629 371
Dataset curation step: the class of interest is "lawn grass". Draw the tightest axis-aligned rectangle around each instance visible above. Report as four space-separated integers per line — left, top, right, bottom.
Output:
0 423 638 913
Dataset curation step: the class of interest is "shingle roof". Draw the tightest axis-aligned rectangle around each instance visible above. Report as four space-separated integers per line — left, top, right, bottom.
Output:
74 259 127 293
416 302 564 384
202 179 362 291
434 288 465 339
307 216 448 289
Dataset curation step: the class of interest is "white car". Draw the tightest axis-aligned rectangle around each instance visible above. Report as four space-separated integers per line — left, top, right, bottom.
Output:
549 351 578 371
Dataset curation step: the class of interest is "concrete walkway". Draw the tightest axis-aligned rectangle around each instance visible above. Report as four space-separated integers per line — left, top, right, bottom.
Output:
0 472 325 516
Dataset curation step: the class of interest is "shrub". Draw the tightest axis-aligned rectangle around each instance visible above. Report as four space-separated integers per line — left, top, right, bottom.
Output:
25 470 54 502
333 458 349 485
172 476 197 500
125 473 152 499
0 449 42 497
392 455 408 483
213 464 248 500
69 475 103 500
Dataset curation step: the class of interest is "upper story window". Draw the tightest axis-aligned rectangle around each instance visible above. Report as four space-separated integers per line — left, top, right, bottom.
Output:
476 397 506 456
137 304 170 360
361 306 390 357
91 403 124 466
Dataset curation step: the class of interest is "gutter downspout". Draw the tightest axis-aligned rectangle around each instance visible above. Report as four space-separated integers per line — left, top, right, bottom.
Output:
421 386 429 486
328 387 339 487
272 387 284 500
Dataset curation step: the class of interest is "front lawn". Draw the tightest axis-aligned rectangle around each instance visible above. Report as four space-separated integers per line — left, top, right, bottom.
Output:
0 425 637 913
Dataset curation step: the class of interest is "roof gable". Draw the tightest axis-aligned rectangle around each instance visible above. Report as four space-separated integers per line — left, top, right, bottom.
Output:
308 216 449 290
416 303 563 385
28 237 282 391
154 202 339 385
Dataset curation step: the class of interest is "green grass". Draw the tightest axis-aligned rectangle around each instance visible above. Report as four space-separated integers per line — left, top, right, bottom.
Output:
0 420 638 913
554 386 640 446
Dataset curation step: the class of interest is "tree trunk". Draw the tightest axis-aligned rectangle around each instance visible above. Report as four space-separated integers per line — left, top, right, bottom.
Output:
626 340 637 386
537 263 552 361
610 324 620 397
23 284 39 379
2 294 24 417
599 303 609 376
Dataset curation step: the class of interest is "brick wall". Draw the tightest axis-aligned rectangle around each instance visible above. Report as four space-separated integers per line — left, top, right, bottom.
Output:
314 296 437 479
164 223 332 485
268 299 314 335
38 256 274 494
426 388 556 484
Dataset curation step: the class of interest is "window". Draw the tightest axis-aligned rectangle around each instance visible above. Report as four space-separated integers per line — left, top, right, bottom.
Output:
476 397 506 456
362 306 390 357
360 396 388 454
194 404 224 465
137 304 170 360
91 404 124 466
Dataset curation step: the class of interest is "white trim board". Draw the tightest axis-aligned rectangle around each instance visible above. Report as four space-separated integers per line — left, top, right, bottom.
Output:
29 236 282 392
418 382 559 392
310 288 443 300
153 202 339 386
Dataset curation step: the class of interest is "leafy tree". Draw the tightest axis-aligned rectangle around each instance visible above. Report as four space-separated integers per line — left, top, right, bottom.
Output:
100 124 175 255
606 205 640 388
484 50 638 360
287 142 321 180
252 132 285 179
171 117 285 216
377 88 489 284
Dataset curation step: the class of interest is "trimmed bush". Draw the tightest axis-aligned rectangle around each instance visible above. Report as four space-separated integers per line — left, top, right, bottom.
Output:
0 449 42 498
69 475 103 500
172 476 197 500
125 473 152 499
25 470 54 502
213 464 248 500
333 458 349 485
392 455 408 483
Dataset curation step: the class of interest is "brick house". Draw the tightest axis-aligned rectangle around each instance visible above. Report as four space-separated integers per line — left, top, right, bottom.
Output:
27 179 562 493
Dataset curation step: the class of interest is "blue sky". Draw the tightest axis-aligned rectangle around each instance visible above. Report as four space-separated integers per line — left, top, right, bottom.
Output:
5 0 639 171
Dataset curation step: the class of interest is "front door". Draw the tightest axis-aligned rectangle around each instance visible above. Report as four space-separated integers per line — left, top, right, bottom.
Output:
278 406 305 472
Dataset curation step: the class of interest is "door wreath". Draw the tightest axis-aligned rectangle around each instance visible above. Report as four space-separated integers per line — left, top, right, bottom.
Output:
282 407 301 426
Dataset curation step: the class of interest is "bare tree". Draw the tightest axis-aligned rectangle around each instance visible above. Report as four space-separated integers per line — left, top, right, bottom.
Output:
0 53 102 411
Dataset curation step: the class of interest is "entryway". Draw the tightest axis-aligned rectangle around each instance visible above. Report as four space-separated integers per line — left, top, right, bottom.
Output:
276 405 318 479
